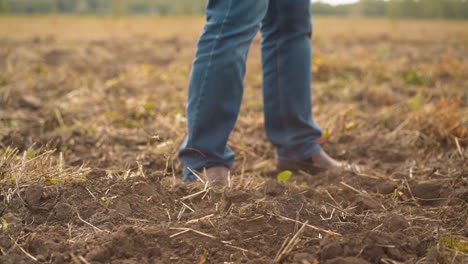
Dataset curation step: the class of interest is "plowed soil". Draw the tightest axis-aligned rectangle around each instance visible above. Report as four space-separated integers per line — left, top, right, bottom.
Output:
0 17 467 263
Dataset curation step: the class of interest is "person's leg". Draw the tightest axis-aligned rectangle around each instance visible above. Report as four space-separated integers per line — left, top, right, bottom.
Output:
260 0 323 163
179 0 268 182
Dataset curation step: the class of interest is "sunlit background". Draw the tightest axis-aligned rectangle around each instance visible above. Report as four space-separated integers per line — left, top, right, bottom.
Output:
0 0 467 19
313 0 359 4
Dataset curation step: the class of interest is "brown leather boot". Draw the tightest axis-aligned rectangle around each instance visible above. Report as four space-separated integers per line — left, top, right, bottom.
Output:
202 167 230 187
277 149 360 174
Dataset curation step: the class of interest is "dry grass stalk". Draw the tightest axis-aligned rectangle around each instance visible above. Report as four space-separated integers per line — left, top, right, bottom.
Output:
412 97 468 147
340 181 364 194
181 201 195 212
186 214 215 224
169 228 190 238
454 137 465 159
403 179 417 202
169 227 216 239
188 228 217 239
196 250 209 264
1 147 90 188
298 170 314 178
181 188 210 201
77 212 108 233
320 208 336 221
85 187 97 201
70 253 82 264
187 167 205 184
78 255 92 264
325 190 341 208
201 185 210 200
136 161 147 178
165 209 172 224
177 205 186 221
9 235 38 262
244 215 264 222
274 220 308 263
225 244 250 253
272 214 341 236
0 147 18 174
381 258 405 264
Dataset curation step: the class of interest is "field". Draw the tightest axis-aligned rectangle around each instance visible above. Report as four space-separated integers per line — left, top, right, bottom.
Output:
0 16 467 263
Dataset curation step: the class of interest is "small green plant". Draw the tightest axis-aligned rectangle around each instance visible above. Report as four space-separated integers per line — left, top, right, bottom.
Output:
26 149 35 159
277 170 292 183
143 102 153 110
444 236 468 252
402 70 425 86
406 95 422 112
1 218 7 232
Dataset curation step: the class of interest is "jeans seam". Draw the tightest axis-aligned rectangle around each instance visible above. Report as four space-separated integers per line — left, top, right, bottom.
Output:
275 0 290 150
190 0 233 147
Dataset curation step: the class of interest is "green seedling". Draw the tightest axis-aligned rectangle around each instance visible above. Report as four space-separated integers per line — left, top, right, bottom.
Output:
143 102 153 110
444 236 468 252
49 179 58 185
277 170 292 183
1 218 8 232
406 95 422 112
26 149 35 159
402 71 424 86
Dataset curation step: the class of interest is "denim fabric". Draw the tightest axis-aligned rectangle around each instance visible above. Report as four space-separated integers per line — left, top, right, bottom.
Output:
179 0 323 182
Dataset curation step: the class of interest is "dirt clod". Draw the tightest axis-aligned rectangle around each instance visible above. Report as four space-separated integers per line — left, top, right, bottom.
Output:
264 180 285 196
326 257 371 264
383 213 409 232
20 95 42 109
411 180 446 200
53 202 73 221
354 194 382 213
24 184 44 206
111 198 133 216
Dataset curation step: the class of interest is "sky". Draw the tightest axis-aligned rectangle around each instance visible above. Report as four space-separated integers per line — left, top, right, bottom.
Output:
311 0 359 5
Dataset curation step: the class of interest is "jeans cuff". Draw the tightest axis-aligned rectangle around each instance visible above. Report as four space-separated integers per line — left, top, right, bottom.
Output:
183 167 199 182
276 142 322 163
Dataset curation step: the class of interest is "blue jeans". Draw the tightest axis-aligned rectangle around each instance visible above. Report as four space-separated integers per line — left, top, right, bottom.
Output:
179 0 323 182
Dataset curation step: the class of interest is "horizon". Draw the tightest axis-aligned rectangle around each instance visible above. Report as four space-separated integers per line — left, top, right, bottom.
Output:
311 0 359 5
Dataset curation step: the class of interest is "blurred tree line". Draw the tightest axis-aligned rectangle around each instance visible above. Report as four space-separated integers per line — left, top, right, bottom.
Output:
1 0 468 20
0 0 206 15
312 0 468 19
